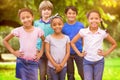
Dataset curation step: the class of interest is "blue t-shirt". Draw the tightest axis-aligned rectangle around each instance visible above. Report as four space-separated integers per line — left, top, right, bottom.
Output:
62 21 84 54
34 19 54 50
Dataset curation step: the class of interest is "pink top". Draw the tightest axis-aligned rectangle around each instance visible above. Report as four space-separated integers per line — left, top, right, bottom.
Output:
11 26 44 60
79 27 108 61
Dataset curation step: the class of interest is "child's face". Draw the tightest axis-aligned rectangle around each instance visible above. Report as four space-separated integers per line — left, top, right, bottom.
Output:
19 11 34 27
66 9 77 22
88 12 101 28
51 18 63 34
41 8 52 18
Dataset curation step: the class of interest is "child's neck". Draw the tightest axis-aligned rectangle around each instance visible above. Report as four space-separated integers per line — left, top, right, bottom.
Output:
23 26 34 32
52 33 64 39
67 20 76 25
89 27 98 33
42 17 49 23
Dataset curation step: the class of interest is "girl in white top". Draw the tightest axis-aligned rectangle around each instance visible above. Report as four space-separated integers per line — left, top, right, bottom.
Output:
45 15 70 80
71 10 117 80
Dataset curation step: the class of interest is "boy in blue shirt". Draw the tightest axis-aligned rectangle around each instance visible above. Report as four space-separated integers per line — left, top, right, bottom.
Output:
62 6 84 80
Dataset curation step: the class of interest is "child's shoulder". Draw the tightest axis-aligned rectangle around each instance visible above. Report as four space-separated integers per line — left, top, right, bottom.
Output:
13 26 23 31
46 34 51 38
63 34 70 39
34 27 43 31
34 20 42 26
98 28 107 34
79 28 88 34
63 34 69 37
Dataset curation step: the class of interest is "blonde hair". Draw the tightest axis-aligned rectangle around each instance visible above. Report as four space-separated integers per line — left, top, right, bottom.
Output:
39 0 53 11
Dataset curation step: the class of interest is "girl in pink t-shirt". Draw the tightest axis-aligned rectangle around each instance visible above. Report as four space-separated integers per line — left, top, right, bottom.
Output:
3 8 44 80
71 10 117 80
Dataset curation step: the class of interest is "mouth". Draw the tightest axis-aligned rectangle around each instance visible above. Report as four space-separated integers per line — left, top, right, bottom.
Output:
91 23 98 27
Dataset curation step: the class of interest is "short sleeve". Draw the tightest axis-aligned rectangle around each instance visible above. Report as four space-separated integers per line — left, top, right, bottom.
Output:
38 28 44 37
103 30 108 38
11 28 20 37
66 35 70 43
79 29 84 37
45 35 51 43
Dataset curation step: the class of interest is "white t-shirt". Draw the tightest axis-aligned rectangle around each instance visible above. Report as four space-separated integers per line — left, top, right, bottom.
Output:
79 27 108 61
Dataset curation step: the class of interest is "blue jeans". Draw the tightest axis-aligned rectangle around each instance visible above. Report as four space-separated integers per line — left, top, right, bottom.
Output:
16 58 38 80
67 54 84 80
83 58 104 80
48 66 67 80
38 54 51 80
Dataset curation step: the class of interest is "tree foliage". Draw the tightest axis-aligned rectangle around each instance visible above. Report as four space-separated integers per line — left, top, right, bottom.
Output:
0 0 120 42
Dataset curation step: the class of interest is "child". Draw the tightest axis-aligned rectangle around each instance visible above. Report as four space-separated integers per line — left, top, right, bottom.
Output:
3 8 45 80
71 10 117 80
62 6 84 80
34 0 54 80
45 15 70 80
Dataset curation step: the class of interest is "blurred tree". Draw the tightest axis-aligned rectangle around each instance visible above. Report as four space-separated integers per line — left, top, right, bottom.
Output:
0 0 120 42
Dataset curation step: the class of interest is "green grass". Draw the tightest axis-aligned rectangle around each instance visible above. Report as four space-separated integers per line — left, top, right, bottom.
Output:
0 58 120 80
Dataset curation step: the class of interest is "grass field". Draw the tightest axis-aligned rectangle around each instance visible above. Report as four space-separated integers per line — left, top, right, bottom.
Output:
0 58 120 80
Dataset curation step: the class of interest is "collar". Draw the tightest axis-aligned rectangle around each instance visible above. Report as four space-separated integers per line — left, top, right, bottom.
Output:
86 27 101 34
39 19 50 24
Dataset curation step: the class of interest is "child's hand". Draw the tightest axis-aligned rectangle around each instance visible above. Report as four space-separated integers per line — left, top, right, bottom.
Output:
12 50 24 58
79 51 86 57
55 64 62 73
33 51 42 61
97 49 107 57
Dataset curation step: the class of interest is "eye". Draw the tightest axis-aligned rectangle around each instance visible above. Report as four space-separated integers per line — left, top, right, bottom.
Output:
90 17 93 20
21 16 25 20
72 12 76 15
95 17 99 20
52 23 56 26
26 16 30 18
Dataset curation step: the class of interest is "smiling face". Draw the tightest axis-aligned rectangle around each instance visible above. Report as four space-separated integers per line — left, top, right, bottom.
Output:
51 17 64 34
87 12 101 29
41 8 52 19
19 11 34 28
66 9 77 23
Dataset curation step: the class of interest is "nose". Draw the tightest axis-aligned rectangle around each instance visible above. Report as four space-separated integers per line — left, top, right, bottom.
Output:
22 18 30 23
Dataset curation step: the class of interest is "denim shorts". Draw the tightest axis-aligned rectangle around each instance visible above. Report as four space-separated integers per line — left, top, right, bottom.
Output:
16 58 38 80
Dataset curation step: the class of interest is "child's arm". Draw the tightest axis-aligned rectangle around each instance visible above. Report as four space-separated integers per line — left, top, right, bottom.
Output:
45 42 62 73
45 42 58 67
98 34 117 56
3 33 23 57
35 35 45 61
71 33 86 57
60 42 70 68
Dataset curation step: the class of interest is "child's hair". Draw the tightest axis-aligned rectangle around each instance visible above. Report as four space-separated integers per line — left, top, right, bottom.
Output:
18 8 33 17
86 10 107 32
50 13 63 25
64 6 78 14
39 0 53 11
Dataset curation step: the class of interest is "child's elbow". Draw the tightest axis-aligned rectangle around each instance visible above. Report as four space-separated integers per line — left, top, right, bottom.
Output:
3 39 6 45
70 41 73 44
114 42 117 48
